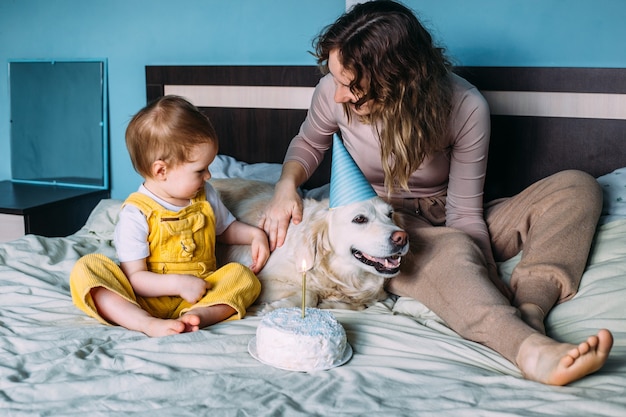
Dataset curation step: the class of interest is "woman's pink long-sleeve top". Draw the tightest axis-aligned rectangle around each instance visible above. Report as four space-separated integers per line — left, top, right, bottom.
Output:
284 72 495 268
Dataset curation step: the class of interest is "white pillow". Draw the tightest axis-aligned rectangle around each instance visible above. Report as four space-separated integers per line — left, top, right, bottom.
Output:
209 154 331 200
596 167 626 218
209 154 282 183
78 198 123 240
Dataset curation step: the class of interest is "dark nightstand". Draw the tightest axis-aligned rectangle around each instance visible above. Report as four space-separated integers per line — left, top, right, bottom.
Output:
0 180 110 242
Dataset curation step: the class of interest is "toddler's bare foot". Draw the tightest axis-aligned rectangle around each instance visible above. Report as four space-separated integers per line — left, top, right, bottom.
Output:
142 317 189 337
184 304 237 328
178 313 202 333
140 315 202 337
518 303 546 334
516 329 613 385
141 315 202 337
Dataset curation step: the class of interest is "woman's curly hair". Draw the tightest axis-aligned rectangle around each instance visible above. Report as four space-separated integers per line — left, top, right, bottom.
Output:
313 0 453 194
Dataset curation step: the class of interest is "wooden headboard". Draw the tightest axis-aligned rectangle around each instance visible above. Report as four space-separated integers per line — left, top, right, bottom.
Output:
146 65 626 200
146 65 330 189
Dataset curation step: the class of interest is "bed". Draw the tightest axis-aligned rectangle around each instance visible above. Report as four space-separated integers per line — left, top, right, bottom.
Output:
1 65 625 416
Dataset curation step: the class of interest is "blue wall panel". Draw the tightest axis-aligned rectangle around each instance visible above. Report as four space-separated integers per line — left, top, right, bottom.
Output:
1 0 624 199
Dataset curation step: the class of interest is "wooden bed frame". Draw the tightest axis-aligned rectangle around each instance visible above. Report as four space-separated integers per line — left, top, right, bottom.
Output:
146 65 626 200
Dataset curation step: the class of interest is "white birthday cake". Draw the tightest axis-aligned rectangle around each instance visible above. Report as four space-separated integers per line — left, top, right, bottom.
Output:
250 307 351 372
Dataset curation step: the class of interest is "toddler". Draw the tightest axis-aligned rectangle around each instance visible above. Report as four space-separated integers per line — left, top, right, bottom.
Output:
70 95 268 337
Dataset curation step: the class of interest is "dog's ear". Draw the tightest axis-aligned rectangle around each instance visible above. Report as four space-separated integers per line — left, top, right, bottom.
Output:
295 207 331 269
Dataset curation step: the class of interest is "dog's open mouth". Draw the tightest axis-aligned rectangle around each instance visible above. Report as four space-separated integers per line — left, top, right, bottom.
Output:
351 249 402 274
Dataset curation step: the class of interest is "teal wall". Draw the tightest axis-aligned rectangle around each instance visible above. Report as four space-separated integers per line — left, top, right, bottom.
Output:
1 0 625 199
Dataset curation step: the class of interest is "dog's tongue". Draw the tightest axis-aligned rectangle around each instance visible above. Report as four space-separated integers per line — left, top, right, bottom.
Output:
362 253 400 268
352 249 402 274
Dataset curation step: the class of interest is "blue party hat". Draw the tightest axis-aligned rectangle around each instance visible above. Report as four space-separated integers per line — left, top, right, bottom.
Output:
329 133 378 209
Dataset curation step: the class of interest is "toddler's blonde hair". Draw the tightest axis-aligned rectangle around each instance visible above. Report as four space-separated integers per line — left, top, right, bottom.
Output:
126 95 218 178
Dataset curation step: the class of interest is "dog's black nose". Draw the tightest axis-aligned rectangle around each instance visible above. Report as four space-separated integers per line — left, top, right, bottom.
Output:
390 230 408 247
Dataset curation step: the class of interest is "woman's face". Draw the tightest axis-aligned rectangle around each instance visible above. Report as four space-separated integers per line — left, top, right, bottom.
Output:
328 49 372 117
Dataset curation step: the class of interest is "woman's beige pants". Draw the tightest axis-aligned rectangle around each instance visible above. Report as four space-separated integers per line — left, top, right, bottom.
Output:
387 170 603 363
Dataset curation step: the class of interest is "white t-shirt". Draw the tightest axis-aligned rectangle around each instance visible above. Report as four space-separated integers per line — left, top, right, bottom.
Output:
114 182 236 263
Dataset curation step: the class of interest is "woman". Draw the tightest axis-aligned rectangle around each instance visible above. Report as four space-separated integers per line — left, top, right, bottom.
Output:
259 0 613 385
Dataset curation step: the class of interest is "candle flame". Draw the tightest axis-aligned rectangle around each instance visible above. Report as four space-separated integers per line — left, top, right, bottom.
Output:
301 259 307 272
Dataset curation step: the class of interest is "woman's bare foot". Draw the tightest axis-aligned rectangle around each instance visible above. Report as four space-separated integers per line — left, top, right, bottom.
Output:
516 329 613 385
518 303 546 334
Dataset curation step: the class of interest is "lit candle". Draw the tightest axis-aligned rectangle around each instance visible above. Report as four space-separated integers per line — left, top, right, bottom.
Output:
301 259 307 318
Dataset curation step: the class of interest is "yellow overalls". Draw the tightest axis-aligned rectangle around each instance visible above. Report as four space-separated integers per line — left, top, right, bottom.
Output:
70 191 261 325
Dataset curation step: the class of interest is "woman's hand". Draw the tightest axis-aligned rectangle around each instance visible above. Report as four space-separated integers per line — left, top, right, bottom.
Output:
259 178 303 251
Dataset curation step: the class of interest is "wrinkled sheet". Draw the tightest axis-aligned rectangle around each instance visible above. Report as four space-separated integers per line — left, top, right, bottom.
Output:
1 198 626 416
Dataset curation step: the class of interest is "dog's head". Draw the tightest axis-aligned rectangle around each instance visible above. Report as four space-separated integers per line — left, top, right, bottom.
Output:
304 197 409 278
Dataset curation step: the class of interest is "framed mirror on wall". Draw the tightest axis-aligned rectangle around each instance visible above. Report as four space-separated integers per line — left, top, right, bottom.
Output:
9 59 109 189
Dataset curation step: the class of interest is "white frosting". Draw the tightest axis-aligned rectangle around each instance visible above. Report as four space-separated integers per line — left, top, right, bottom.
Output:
255 307 347 371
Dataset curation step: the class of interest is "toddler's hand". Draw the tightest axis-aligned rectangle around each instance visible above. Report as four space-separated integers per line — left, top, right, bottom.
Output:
178 275 212 304
249 231 270 274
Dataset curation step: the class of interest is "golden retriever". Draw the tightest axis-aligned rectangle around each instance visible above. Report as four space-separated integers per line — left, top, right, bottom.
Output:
211 178 409 312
